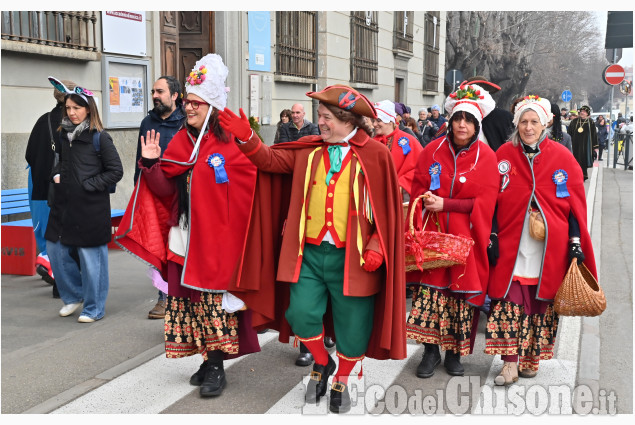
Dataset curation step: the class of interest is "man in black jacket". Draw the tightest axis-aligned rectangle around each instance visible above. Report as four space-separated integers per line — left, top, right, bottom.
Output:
277 103 319 143
25 79 77 297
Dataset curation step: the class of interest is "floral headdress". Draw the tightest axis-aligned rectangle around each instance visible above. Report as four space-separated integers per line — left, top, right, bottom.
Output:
185 54 230 111
513 95 552 126
444 81 495 124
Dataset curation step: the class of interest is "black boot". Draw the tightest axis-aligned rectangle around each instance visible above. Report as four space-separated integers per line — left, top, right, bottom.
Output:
329 381 351 414
305 355 336 403
296 342 314 366
200 351 226 397
443 350 464 376
189 359 210 386
416 343 441 378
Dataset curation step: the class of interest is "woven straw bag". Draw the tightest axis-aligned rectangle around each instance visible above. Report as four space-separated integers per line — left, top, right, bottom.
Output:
554 258 606 316
404 195 474 272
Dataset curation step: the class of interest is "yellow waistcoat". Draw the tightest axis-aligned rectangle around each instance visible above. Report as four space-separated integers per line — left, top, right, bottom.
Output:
305 150 352 248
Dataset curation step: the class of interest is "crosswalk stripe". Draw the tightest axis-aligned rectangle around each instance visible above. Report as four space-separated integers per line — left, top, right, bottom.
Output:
52 332 279 414
266 342 422 414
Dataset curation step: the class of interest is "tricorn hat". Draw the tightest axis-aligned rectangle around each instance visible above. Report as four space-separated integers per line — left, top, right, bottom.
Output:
306 84 377 119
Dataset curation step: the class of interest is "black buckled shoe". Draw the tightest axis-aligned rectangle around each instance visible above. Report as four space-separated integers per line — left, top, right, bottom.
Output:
443 350 464 376
199 364 226 397
305 355 336 403
324 336 335 348
329 381 351 414
416 343 441 378
296 352 314 366
189 359 210 386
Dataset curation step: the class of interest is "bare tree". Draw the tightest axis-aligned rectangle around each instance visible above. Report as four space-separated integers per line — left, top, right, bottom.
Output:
445 11 609 111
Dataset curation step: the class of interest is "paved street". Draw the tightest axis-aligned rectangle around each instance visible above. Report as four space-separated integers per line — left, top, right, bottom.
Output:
1 159 632 417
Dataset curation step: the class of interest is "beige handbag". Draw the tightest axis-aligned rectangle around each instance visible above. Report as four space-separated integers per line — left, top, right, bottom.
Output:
528 210 545 241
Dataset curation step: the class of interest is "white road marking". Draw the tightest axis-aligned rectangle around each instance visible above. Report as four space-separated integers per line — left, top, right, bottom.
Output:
52 332 278 414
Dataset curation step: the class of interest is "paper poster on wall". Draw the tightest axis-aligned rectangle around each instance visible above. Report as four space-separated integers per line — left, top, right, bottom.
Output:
117 77 144 113
109 77 120 113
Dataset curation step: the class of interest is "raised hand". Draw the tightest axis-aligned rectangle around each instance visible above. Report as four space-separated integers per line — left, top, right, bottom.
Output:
140 129 161 159
218 107 253 141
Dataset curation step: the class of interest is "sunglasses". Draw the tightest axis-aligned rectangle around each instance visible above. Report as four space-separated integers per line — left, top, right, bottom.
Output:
183 99 209 110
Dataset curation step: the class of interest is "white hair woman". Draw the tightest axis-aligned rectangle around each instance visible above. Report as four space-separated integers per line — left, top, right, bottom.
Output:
485 95 598 385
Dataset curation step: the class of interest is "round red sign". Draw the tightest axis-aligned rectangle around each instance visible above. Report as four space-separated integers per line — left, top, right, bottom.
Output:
603 64 625 86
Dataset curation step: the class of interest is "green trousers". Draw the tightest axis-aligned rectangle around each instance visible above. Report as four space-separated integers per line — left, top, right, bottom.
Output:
285 242 375 358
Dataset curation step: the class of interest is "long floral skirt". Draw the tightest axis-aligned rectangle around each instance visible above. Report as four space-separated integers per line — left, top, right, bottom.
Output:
164 292 240 359
406 286 476 356
484 282 559 372
163 262 239 360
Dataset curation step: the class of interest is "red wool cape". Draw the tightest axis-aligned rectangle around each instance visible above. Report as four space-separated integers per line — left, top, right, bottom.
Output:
488 138 597 301
115 128 257 291
228 131 407 360
406 136 499 306
374 128 423 194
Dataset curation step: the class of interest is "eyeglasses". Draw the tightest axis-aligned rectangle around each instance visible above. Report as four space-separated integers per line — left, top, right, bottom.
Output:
183 99 209 110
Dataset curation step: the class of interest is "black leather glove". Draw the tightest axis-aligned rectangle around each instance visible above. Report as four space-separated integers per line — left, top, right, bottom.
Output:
487 233 499 266
568 241 585 263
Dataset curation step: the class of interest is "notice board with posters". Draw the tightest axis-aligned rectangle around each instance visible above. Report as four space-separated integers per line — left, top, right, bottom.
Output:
101 56 150 128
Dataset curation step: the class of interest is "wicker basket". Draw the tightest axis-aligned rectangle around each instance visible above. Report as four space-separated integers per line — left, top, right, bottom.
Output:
404 195 474 272
554 258 606 316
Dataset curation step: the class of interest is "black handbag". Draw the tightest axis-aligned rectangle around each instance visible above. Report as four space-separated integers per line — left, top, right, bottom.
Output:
46 113 59 207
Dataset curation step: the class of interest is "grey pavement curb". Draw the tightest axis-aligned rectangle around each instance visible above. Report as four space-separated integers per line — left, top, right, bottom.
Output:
22 343 165 413
576 163 602 397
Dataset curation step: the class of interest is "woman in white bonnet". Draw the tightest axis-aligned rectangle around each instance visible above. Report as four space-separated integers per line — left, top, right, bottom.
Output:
116 54 259 398
485 95 598 385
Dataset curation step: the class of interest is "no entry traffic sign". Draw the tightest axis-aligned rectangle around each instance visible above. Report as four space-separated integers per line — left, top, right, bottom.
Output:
603 64 625 85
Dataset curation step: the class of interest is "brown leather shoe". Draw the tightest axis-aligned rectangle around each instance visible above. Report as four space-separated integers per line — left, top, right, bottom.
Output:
494 362 518 386
148 300 167 319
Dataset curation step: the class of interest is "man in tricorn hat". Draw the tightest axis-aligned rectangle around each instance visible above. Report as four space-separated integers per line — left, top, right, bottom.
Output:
219 85 406 414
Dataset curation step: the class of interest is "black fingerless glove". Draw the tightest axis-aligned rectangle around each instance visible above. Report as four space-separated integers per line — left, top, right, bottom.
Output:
487 233 499 266
568 238 585 263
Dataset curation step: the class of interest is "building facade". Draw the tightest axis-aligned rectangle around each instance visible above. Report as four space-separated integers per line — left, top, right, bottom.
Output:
1 11 447 209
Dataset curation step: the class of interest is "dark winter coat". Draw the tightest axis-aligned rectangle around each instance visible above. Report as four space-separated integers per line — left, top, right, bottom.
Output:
277 119 320 143
134 107 186 183
25 104 63 200
45 128 123 247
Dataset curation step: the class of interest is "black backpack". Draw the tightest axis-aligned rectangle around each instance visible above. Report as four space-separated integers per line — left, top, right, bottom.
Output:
92 132 117 194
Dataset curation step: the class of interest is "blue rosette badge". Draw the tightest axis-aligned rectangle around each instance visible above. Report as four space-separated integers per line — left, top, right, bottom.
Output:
397 137 411 155
208 153 229 184
429 162 441 191
552 169 569 198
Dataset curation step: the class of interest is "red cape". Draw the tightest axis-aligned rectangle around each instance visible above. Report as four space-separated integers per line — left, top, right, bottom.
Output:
488 138 597 301
115 128 257 291
374 128 423 194
228 131 406 360
406 137 499 306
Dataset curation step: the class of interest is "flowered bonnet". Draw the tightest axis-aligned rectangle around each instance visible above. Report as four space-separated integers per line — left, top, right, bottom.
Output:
444 81 496 125
185 53 229 111
513 95 553 126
